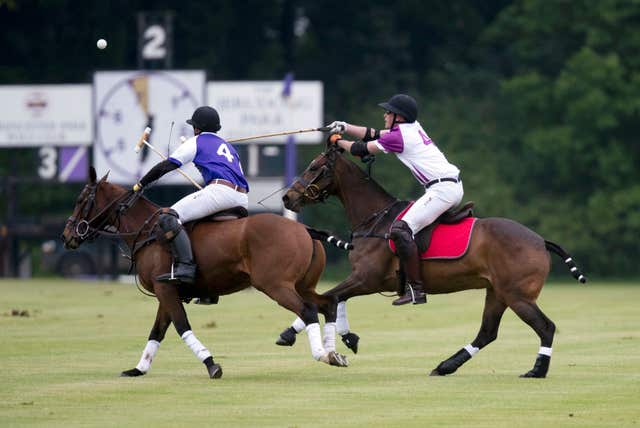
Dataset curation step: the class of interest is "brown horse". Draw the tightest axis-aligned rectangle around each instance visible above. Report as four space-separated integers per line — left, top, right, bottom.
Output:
278 145 586 378
61 167 348 379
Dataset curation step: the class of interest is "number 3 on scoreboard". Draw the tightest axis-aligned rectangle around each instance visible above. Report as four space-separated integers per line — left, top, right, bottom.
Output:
38 147 57 180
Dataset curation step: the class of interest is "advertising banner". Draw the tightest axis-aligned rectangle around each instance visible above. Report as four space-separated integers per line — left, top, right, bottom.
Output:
0 85 92 147
208 81 323 144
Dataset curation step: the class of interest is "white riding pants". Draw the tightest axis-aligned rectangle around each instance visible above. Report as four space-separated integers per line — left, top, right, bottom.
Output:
171 183 248 223
401 181 464 235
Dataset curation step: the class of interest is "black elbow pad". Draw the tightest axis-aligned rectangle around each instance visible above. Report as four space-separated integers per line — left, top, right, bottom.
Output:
362 128 380 142
350 141 370 157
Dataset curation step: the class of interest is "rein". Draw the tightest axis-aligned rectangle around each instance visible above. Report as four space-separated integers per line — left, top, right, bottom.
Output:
350 200 404 240
290 146 406 243
68 186 162 261
288 148 339 203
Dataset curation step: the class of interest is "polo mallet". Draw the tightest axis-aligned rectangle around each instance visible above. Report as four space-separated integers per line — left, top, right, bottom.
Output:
226 126 332 144
134 127 203 190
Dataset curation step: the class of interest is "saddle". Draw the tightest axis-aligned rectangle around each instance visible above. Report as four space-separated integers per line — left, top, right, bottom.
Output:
182 206 249 233
204 206 249 222
414 201 474 254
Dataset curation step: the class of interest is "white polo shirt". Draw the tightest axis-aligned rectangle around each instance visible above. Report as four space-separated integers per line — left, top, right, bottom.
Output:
374 121 459 185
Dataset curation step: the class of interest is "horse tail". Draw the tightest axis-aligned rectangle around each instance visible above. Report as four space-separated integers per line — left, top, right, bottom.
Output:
544 240 587 283
305 227 353 251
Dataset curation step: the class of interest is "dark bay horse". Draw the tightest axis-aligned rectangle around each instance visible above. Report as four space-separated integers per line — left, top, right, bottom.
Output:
278 146 586 378
61 167 347 379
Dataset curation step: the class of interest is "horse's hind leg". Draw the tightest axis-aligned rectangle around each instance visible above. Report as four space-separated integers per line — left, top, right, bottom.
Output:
510 299 556 378
431 288 507 376
121 304 172 377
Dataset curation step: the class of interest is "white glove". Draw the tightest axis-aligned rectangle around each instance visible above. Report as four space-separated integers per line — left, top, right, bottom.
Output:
326 121 347 134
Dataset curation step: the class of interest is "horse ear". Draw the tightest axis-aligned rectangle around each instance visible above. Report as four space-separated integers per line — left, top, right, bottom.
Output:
98 170 110 184
89 166 97 184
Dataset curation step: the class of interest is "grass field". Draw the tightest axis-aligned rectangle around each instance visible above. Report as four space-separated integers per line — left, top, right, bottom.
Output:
1 278 638 427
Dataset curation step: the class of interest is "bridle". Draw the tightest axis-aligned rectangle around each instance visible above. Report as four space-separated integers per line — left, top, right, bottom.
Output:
289 145 402 240
65 183 145 244
290 146 339 203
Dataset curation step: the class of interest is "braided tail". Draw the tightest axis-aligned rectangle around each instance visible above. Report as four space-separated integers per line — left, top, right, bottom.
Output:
544 240 587 283
305 227 353 251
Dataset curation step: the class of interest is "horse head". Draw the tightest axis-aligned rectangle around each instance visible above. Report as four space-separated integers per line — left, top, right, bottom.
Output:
61 166 129 249
283 145 342 212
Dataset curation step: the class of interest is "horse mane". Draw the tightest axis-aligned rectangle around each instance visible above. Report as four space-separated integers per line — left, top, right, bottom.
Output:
335 153 397 204
99 180 159 211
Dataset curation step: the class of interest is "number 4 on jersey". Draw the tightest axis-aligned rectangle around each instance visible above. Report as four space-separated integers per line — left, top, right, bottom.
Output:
217 143 234 162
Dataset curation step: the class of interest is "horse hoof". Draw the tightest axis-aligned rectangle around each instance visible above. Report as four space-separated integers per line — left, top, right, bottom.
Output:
429 368 445 376
327 351 349 367
207 363 223 379
519 371 546 378
341 332 359 354
275 327 297 346
120 368 145 377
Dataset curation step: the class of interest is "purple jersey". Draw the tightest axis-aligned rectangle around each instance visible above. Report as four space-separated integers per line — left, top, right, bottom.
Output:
168 132 248 190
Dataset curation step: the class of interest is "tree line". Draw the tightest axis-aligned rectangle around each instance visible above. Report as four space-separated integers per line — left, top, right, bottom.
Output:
1 0 639 277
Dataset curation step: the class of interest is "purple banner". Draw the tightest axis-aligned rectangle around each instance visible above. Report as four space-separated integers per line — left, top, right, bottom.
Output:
59 146 88 182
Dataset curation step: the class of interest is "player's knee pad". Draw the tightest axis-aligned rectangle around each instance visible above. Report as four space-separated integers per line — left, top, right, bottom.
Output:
389 220 414 256
157 209 182 242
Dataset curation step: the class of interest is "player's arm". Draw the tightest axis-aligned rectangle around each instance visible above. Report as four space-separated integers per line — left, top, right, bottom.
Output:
329 135 381 157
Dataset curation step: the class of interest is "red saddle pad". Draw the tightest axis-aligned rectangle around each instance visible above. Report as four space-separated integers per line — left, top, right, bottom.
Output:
388 205 477 260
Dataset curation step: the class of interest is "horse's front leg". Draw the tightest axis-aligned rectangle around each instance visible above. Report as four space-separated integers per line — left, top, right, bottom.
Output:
121 303 171 377
276 274 366 354
155 283 222 379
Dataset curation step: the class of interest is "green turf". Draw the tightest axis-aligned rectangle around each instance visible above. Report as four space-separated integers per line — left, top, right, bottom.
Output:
0 279 638 427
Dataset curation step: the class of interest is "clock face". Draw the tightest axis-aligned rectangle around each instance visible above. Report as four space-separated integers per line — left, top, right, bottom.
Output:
94 70 205 184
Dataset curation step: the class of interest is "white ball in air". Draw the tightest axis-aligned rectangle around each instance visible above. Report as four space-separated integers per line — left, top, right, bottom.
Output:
96 39 107 50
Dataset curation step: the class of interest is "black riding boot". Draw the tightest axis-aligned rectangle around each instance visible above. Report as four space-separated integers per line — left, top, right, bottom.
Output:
392 250 427 305
156 212 196 284
390 220 427 306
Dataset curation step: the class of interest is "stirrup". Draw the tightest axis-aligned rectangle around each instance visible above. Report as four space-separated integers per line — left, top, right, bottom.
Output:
392 283 427 306
156 263 195 284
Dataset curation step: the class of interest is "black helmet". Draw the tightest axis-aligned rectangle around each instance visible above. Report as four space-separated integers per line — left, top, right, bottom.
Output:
378 94 418 123
187 106 221 132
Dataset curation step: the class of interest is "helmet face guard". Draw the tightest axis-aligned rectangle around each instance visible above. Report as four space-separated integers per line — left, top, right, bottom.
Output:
187 106 221 132
378 94 418 123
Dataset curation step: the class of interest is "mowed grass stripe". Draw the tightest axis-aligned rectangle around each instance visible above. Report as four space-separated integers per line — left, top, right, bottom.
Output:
0 279 638 427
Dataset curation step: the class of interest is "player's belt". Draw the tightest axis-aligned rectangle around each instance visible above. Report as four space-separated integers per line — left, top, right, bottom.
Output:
425 176 460 189
209 178 248 193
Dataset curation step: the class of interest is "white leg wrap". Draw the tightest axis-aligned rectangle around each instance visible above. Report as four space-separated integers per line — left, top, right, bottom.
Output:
336 301 350 335
135 340 160 373
305 323 326 361
323 322 337 352
539 346 553 356
181 330 212 362
464 344 479 357
292 317 306 333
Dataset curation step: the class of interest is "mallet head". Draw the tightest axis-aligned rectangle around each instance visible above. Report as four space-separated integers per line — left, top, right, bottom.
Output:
134 127 152 153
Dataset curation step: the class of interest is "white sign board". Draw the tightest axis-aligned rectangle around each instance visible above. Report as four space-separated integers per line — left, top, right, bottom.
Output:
0 85 92 147
208 81 323 144
93 70 205 184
